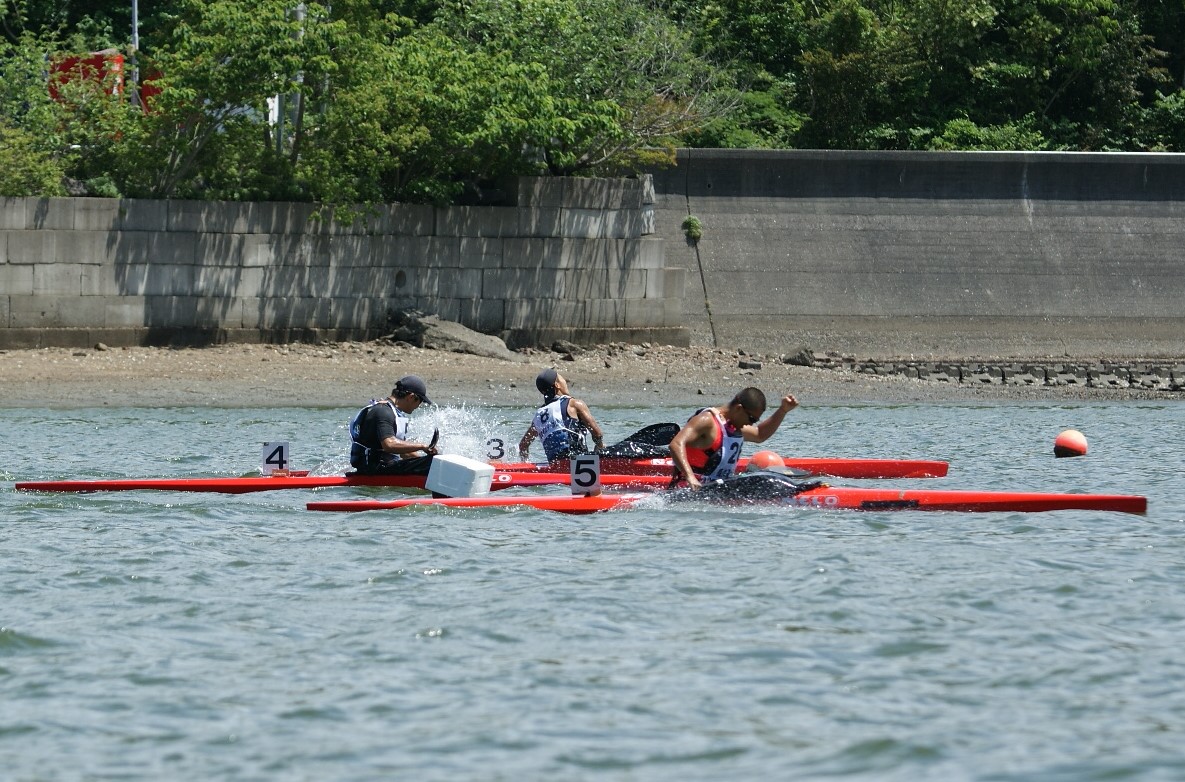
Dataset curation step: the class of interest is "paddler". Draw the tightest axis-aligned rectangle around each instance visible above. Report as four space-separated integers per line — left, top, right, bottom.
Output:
669 387 799 489
349 375 439 475
518 368 605 463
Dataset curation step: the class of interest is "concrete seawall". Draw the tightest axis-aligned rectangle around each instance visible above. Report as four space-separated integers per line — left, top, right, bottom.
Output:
0 177 687 350
649 149 1185 360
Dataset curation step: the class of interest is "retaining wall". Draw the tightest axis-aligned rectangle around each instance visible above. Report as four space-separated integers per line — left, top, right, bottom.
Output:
0 177 688 350
649 149 1185 359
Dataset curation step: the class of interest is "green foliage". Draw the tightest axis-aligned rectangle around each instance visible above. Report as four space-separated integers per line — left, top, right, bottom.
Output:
681 214 703 241
434 0 735 174
1147 90 1185 151
0 120 68 196
103 0 313 198
3 0 1184 203
0 32 76 195
683 76 804 148
795 0 914 149
927 116 1047 151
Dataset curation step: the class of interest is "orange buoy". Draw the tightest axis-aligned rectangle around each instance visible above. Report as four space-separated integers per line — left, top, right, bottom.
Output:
1054 429 1088 458
747 450 786 472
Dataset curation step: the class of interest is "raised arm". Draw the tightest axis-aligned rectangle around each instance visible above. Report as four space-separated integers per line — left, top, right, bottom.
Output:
744 394 799 442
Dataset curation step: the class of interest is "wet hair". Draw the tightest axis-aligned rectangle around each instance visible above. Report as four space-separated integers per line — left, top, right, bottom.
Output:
731 387 767 413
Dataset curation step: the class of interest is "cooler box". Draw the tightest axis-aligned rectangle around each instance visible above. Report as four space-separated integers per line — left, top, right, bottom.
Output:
425 454 495 497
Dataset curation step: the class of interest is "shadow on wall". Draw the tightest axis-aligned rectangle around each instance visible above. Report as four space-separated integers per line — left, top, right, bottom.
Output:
107 201 441 343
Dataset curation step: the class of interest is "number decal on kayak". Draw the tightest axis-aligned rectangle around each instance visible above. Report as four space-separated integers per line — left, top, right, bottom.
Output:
784 494 839 507
486 438 505 459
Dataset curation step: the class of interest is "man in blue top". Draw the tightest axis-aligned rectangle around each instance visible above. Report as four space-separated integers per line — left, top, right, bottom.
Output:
518 368 605 463
349 375 439 475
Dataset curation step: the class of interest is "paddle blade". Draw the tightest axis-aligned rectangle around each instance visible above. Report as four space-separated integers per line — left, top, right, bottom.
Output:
596 423 680 459
622 423 680 446
428 429 440 450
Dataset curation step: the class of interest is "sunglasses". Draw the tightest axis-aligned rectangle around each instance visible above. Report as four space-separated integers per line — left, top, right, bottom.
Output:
741 407 761 425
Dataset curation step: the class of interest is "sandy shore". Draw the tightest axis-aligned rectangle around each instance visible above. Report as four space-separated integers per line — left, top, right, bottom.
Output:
1 341 1179 409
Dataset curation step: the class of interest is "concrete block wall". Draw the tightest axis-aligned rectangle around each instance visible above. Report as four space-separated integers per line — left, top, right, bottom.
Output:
649 149 1185 359
0 176 689 350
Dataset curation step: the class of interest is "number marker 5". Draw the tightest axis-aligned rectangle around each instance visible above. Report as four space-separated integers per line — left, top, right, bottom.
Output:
570 454 601 496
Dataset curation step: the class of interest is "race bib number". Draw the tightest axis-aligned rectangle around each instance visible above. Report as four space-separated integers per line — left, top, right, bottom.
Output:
261 441 290 474
570 453 601 496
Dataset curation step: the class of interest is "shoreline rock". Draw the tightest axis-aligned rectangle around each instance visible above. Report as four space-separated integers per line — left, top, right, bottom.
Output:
2 341 1182 409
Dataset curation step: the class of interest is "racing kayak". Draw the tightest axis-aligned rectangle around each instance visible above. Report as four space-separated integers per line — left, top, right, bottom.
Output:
13 471 673 495
493 456 950 479
305 472 1147 515
503 422 948 479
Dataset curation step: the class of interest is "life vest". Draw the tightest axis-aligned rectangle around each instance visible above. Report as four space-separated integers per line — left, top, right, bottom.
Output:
349 399 408 469
686 408 746 481
532 395 589 461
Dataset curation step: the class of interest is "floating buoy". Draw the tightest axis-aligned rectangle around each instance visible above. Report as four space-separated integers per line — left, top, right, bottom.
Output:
748 450 786 471
1054 429 1088 458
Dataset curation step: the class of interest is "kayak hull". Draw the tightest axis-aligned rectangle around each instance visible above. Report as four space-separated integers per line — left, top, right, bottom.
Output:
14 454 948 494
306 487 1147 515
13 472 673 495
495 456 949 479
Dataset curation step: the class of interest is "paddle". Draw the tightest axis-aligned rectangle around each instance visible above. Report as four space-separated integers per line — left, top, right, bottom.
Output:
619 422 680 446
595 422 680 458
428 428 440 451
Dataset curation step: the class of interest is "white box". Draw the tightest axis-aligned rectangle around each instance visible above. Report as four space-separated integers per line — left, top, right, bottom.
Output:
425 454 495 498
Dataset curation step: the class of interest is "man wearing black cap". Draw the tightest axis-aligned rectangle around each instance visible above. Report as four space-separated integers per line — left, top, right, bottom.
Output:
349 375 439 475
518 368 605 463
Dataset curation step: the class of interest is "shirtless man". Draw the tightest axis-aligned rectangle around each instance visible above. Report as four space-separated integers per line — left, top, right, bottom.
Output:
669 387 799 489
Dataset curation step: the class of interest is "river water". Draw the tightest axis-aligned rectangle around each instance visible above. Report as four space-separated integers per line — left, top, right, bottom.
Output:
3 401 1183 781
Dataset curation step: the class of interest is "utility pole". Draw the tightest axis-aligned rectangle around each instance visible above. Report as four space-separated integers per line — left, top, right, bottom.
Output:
131 0 140 106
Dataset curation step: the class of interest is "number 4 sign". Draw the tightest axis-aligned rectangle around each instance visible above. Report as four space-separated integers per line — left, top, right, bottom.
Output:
261 442 290 474
570 453 601 496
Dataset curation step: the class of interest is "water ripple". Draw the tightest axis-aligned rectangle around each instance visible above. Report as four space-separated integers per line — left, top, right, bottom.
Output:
2 402 1184 780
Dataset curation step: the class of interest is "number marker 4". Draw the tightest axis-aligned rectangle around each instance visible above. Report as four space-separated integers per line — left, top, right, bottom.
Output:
570 453 602 496
262 441 291 475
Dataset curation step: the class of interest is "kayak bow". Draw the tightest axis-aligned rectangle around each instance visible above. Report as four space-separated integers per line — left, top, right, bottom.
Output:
13 471 672 495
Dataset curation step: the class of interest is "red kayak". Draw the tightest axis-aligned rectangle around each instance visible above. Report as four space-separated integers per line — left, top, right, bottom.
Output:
13 471 672 495
494 456 949 479
14 455 947 495
306 485 1147 515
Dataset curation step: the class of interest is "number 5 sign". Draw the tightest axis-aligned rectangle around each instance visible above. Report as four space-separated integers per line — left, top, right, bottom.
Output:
570 453 601 496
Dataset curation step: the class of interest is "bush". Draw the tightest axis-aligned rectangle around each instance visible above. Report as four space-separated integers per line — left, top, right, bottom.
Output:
927 116 1047 151
0 121 68 196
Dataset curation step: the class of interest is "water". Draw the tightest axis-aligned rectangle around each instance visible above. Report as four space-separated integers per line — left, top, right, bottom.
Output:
3 402 1184 781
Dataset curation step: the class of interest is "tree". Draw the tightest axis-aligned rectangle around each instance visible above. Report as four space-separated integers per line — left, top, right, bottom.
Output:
296 23 564 204
434 0 735 173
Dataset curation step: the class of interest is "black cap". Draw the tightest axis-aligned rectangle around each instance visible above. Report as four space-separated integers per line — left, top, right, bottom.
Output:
394 375 432 405
536 368 558 396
